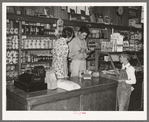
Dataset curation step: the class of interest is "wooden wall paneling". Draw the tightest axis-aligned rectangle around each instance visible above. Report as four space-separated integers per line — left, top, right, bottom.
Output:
122 7 129 26
30 96 80 111
53 6 60 19
103 7 111 17
53 6 68 20
109 7 116 25
83 91 103 111
110 7 121 26
7 97 26 110
82 88 117 111
61 8 69 20
96 6 130 26
102 88 117 111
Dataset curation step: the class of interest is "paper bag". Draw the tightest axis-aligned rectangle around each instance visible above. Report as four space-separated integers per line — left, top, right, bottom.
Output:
45 70 57 90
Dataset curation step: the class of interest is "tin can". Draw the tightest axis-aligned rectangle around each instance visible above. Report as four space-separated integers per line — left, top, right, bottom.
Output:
10 28 14 34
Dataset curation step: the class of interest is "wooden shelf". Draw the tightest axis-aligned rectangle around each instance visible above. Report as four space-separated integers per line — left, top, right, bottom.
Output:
7 13 143 32
7 64 18 66
95 50 141 54
21 61 51 65
7 34 19 36
7 49 19 51
88 38 109 40
7 13 57 24
99 60 120 63
64 20 142 32
21 48 52 51
22 35 56 38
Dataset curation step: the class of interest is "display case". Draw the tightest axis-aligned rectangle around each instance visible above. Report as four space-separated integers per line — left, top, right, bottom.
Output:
95 50 143 111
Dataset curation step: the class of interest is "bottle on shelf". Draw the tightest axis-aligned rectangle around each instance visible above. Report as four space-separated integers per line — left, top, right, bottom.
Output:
32 23 36 35
35 23 40 35
39 24 45 35
26 53 31 63
22 21 26 35
29 23 33 35
25 23 30 35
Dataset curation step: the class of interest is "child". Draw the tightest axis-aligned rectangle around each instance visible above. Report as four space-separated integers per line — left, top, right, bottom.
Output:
117 52 136 111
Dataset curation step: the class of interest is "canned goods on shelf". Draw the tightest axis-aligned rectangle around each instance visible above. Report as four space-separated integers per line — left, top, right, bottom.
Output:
10 65 15 70
14 28 19 34
9 28 14 34
6 65 11 71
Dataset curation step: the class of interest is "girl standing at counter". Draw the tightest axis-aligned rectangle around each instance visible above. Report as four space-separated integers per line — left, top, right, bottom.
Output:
117 52 136 111
68 26 90 77
52 27 75 78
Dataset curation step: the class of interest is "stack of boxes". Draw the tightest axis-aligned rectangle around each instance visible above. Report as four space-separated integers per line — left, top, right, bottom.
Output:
110 33 124 52
101 33 124 52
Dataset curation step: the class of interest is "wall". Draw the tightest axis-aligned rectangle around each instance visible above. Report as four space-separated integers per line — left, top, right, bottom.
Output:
95 7 129 26
53 6 68 20
10 6 141 26
53 6 141 27
53 6 129 26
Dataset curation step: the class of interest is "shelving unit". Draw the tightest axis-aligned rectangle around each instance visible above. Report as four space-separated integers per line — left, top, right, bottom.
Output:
6 13 57 82
22 61 52 65
7 13 143 32
6 18 20 82
6 13 143 82
21 48 52 51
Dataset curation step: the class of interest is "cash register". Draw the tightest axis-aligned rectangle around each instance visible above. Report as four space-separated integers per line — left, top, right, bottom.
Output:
14 66 47 92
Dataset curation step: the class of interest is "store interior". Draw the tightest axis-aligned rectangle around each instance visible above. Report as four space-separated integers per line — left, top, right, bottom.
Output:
6 6 144 111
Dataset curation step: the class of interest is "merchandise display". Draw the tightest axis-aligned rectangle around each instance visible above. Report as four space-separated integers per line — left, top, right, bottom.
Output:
6 6 144 111
6 19 19 82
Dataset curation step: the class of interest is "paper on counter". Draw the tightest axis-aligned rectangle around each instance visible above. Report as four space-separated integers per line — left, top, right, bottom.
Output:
57 79 81 91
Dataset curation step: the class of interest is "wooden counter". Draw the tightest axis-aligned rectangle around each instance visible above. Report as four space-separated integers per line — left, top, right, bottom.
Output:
7 76 118 111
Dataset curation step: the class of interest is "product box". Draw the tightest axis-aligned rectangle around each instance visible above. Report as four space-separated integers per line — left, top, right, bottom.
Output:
25 8 35 16
101 42 113 52
116 46 123 52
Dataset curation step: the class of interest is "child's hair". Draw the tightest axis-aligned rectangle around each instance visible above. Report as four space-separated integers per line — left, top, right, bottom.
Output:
121 52 131 61
61 27 75 38
78 26 90 35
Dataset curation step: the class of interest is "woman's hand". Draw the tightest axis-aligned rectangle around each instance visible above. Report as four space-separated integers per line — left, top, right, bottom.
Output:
79 48 86 53
86 48 92 54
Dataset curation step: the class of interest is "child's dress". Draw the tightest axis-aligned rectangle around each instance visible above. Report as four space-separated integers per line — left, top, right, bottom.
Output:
52 37 68 78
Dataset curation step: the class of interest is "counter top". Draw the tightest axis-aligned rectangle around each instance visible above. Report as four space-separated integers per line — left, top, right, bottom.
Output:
7 76 118 108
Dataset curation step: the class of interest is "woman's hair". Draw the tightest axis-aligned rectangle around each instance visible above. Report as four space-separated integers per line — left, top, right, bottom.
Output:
78 26 90 35
121 52 131 61
61 27 75 39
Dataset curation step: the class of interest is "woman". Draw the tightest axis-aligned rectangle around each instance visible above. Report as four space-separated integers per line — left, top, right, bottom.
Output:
52 27 75 78
68 26 90 77
117 52 136 111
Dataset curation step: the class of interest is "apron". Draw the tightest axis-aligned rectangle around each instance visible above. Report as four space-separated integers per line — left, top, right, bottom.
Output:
69 37 87 77
118 68 132 91
70 59 86 77
117 67 132 111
